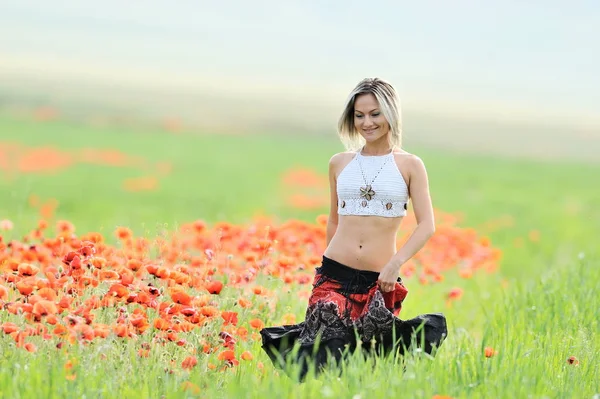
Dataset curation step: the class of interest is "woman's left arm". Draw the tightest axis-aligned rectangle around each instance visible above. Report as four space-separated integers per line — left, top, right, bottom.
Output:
378 155 435 292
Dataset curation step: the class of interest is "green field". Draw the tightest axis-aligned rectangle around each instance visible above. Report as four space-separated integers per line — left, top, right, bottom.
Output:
0 116 598 398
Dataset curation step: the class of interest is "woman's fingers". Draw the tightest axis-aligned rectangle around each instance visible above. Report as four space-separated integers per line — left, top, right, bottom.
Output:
378 280 395 292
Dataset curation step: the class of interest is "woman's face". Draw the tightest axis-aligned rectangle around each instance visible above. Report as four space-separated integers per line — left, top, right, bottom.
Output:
353 93 390 143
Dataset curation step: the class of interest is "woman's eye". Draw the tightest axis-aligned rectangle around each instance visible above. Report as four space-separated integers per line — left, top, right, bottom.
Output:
355 114 363 118
372 113 380 117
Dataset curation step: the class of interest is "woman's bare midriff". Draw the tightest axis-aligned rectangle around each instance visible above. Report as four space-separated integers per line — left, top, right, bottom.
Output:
323 215 403 272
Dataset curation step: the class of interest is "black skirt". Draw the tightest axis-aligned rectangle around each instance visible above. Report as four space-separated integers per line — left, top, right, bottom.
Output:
260 256 448 380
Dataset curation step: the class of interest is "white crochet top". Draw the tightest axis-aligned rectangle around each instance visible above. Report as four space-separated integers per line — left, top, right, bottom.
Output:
336 149 409 217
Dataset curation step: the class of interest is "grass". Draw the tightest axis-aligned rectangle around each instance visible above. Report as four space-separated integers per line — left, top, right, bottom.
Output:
0 115 599 398
0 253 596 399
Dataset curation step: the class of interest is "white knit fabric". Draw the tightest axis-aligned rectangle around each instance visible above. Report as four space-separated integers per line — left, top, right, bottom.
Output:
336 150 409 217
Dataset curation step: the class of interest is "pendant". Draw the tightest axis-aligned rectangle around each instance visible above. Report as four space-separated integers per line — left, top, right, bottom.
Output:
360 185 375 201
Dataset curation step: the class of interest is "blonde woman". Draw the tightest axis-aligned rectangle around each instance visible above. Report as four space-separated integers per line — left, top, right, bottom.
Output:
261 78 447 380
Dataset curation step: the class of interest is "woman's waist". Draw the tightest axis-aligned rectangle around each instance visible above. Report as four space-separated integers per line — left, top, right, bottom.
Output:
324 238 396 272
328 225 398 252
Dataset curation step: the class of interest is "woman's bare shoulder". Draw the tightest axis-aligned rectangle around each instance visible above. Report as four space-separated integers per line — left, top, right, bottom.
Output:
329 151 356 165
392 149 426 168
392 150 427 186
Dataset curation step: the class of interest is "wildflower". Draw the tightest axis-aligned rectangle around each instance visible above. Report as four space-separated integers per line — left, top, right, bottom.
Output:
206 281 223 295
221 311 238 326
0 285 8 300
253 286 267 295
484 347 498 358
181 356 198 370
138 349 150 358
56 220 75 234
17 263 39 277
115 226 133 240
281 313 296 325
16 281 34 296
249 319 265 330
171 290 192 306
1 323 19 334
181 381 201 394
567 356 579 366
528 230 540 242
24 342 37 352
238 298 252 308
217 349 239 366
447 287 463 300
0 219 13 230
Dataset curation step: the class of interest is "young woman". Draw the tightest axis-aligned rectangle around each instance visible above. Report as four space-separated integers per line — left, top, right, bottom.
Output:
261 77 447 380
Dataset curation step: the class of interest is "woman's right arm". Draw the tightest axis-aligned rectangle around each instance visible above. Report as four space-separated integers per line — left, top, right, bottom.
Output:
326 154 340 246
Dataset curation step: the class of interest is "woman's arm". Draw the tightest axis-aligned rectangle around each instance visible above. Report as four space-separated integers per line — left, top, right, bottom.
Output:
378 155 435 292
326 154 340 246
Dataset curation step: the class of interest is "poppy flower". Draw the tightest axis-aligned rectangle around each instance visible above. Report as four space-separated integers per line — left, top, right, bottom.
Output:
32 300 58 317
217 350 236 362
200 306 218 317
171 290 191 306
249 319 264 330
17 263 39 276
153 318 171 331
24 342 37 352
16 281 34 296
107 284 129 298
0 219 14 230
484 347 498 358
181 356 198 370
1 323 19 334
567 356 579 366
206 281 223 295
238 298 252 308
115 227 133 240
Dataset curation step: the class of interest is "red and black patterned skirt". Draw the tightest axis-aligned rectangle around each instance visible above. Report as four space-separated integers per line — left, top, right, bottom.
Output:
260 255 447 380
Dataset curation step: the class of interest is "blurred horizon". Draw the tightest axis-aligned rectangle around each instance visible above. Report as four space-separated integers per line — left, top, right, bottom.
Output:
1 1 599 160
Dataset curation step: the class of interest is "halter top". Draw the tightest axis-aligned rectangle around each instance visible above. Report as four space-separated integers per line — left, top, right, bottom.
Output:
336 149 409 217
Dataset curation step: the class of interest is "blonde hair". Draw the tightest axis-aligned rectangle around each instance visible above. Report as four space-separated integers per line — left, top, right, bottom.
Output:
337 77 402 151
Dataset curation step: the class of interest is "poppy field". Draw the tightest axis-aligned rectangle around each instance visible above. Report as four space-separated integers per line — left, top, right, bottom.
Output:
0 115 599 399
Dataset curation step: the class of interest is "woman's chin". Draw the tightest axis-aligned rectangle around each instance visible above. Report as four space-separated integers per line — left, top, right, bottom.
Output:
361 134 384 142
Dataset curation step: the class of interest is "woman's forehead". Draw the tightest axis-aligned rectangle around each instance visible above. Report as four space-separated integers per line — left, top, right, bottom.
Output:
354 93 379 112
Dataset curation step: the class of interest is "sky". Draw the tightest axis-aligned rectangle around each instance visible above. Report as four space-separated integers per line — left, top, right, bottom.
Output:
1 0 599 127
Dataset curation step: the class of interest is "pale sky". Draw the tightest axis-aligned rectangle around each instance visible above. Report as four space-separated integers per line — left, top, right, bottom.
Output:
1 0 599 126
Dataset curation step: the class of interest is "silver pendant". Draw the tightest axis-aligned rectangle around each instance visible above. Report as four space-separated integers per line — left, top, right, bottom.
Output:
360 185 375 201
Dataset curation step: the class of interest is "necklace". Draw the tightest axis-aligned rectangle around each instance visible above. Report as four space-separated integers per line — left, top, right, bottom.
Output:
356 147 392 206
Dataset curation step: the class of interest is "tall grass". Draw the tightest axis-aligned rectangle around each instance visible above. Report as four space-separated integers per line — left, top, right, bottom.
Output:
1 255 596 398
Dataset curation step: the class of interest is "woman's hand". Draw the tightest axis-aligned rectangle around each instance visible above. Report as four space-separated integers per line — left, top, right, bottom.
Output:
377 262 401 292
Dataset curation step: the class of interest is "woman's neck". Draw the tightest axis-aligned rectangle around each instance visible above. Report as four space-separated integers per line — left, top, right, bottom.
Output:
361 142 394 156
